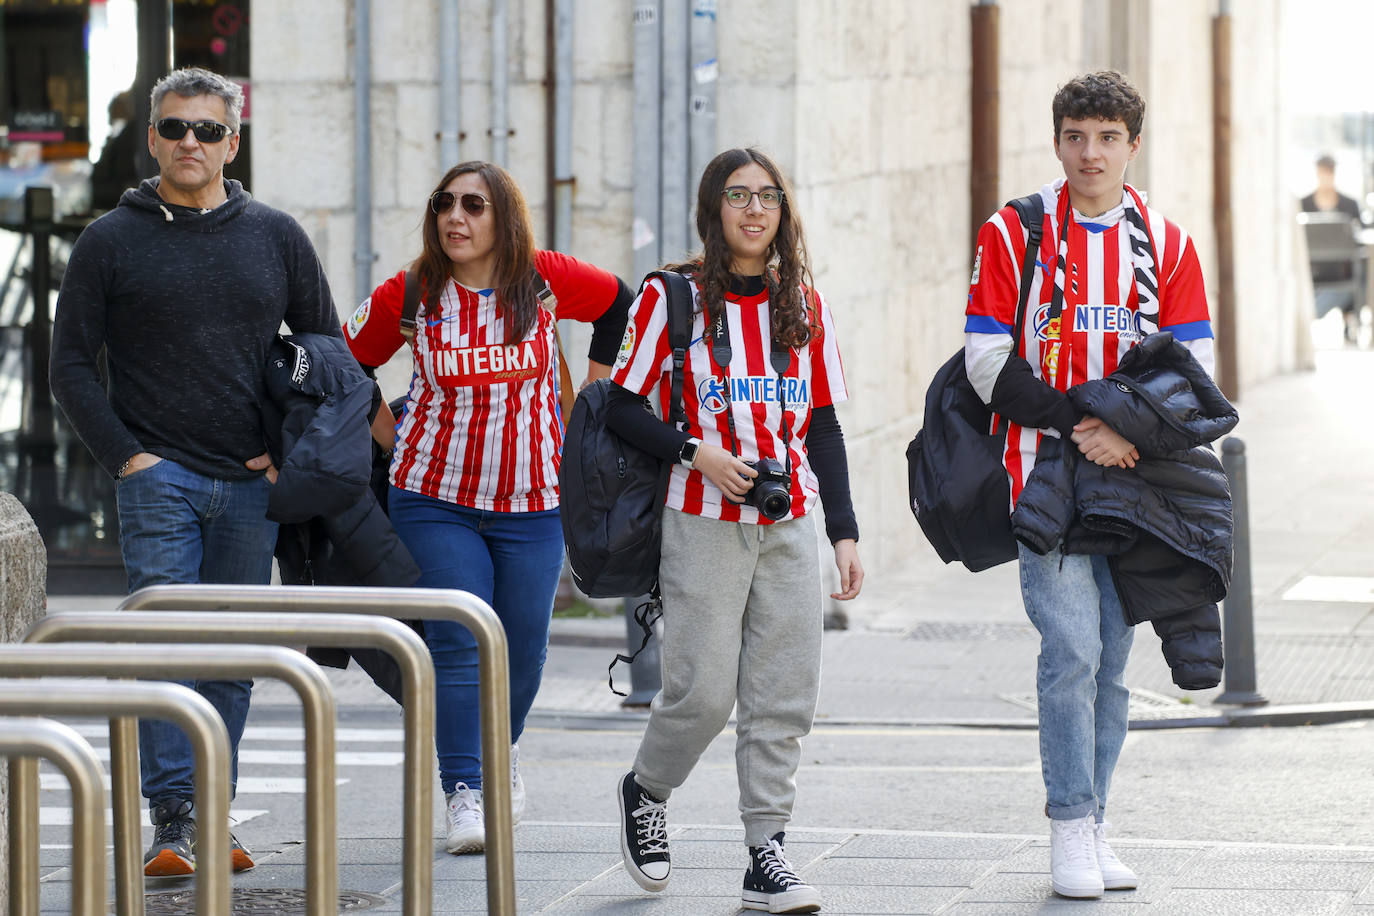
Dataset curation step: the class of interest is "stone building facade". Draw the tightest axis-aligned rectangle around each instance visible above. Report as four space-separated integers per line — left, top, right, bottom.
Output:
251 0 1298 576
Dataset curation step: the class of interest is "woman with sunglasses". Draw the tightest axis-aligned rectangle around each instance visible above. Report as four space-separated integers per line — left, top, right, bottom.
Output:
606 148 863 914
343 161 632 854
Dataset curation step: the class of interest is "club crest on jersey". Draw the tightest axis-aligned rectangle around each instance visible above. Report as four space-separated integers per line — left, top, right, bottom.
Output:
614 325 636 371
1032 304 1060 341
346 299 371 339
696 375 810 415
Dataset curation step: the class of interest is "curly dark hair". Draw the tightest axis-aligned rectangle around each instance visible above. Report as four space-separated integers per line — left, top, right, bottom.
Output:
667 148 816 349
1052 71 1145 141
413 161 538 345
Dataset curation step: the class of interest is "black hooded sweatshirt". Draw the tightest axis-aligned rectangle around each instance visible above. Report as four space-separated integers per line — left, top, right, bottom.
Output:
50 178 341 481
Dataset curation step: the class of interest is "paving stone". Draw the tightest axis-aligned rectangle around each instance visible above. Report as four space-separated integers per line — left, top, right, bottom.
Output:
809 883 970 914
541 895 743 914
996 842 1202 877
806 854 997 886
1172 859 1374 892
1149 889 1356 914
831 832 1029 860
431 878 586 912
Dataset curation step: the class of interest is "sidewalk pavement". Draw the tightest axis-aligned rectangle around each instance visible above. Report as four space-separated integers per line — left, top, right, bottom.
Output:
44 347 1374 913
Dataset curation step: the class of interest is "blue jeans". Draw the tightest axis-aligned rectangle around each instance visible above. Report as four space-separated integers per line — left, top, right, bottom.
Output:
1019 545 1134 822
388 487 564 794
116 457 275 812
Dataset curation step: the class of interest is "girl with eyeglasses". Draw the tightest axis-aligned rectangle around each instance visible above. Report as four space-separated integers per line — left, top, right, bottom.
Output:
342 160 632 855
605 148 864 914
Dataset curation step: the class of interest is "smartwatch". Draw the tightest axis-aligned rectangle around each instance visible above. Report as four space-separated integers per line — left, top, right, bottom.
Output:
678 437 701 468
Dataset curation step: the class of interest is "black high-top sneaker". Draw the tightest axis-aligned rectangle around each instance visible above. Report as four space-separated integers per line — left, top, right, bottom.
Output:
145 799 196 877
617 771 671 891
742 832 821 914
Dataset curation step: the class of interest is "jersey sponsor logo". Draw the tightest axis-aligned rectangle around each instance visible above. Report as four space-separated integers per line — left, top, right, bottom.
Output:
696 375 809 414
1073 304 1144 340
346 299 371 339
970 246 982 285
614 324 635 371
429 341 542 386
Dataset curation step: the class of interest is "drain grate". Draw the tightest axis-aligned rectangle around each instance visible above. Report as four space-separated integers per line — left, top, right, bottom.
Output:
145 889 388 915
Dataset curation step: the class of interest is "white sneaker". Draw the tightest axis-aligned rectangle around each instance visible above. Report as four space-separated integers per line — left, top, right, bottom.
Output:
1094 821 1139 890
510 744 526 826
444 783 484 854
1049 814 1103 898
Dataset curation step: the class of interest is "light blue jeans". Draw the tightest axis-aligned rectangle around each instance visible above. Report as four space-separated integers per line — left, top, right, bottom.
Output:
116 457 275 811
1019 544 1134 822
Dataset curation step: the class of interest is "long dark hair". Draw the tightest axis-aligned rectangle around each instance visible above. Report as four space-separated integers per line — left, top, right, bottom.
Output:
667 148 816 348
413 160 538 344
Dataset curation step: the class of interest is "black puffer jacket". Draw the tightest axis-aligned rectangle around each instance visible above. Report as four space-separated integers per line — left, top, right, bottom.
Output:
263 334 421 705
1011 333 1238 689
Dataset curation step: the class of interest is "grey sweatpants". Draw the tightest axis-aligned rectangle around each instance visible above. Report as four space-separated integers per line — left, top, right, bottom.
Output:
632 507 823 846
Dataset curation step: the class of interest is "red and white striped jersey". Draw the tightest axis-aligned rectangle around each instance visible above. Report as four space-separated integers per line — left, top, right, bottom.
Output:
344 250 620 512
612 274 848 524
965 181 1214 505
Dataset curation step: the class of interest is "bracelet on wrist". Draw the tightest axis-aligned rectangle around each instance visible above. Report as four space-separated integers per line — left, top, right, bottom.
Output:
117 458 134 479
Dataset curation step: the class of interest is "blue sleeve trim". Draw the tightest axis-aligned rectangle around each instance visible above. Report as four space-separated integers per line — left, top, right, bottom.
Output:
965 315 1013 335
1161 319 1214 342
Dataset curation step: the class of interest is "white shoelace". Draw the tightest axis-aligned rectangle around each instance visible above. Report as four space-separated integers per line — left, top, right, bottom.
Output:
756 838 802 886
1060 818 1096 868
448 785 481 823
632 791 669 854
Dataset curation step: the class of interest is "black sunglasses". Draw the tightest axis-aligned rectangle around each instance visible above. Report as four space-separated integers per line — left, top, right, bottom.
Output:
155 118 232 144
430 191 492 217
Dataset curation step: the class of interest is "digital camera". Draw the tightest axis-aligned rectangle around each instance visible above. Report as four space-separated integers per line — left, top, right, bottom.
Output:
742 457 792 521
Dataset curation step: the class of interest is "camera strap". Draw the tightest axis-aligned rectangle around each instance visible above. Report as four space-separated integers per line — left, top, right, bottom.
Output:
707 297 794 475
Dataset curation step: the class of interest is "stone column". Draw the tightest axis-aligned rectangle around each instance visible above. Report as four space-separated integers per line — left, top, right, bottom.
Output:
0 493 48 903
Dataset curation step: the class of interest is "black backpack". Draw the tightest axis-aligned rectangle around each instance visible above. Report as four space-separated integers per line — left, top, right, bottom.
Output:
906 194 1043 571
559 270 692 598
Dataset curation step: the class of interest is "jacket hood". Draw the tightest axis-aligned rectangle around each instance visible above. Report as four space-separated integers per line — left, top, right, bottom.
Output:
117 177 251 231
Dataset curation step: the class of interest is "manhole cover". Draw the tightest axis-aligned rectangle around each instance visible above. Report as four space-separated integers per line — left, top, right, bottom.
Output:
145 888 388 915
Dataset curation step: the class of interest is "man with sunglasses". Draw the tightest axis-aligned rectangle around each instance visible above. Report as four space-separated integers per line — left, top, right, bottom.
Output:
51 67 342 878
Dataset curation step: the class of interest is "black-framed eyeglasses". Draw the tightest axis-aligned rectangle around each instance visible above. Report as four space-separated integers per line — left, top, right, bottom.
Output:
722 186 784 210
430 191 492 217
155 118 232 144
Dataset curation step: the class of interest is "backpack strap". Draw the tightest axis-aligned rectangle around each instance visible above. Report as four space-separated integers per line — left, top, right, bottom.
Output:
399 267 422 342
654 270 694 431
1005 194 1044 352
532 269 576 418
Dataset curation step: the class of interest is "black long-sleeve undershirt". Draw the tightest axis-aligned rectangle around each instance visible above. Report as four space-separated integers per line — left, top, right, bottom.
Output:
586 277 634 365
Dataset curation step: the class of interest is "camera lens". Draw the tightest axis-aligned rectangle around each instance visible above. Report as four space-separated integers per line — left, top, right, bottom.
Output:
755 484 791 521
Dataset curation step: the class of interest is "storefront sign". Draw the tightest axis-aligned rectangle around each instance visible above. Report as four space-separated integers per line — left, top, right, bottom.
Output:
9 111 64 143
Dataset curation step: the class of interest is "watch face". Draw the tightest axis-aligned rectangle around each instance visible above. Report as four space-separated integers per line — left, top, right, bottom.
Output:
681 441 698 463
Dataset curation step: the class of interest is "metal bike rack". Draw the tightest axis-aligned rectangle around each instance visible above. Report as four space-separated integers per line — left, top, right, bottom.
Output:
0 680 230 916
28 609 445 916
118 585 515 916
0 718 106 916
0 644 337 916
